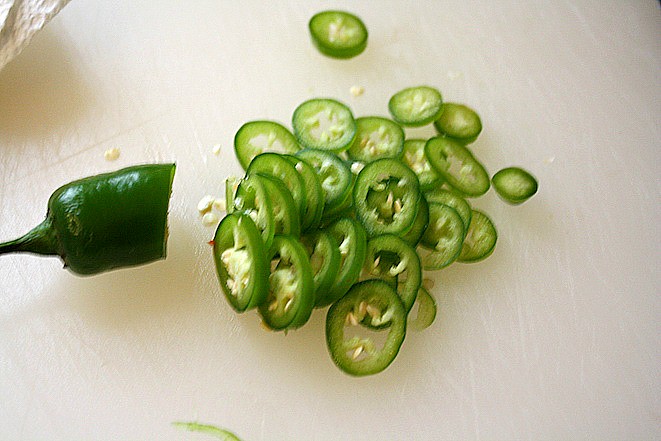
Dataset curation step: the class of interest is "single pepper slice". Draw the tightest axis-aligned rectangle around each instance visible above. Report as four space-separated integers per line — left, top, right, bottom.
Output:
213 212 269 312
326 279 407 376
491 166 538 205
232 173 275 250
246 152 307 220
400 194 429 246
347 116 405 163
353 158 420 237
234 120 300 170
0 163 176 275
363 234 421 312
258 175 301 238
292 98 357 152
259 235 315 330
433 102 482 144
309 10 368 59
425 136 490 197
419 202 465 270
295 148 353 215
424 188 472 237
388 86 444 127
319 217 367 307
458 209 498 263
300 230 341 305
283 155 324 231
400 138 444 192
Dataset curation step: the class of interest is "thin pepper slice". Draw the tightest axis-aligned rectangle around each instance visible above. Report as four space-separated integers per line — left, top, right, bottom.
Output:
326 280 406 376
212 212 269 312
433 102 483 144
458 210 498 263
234 120 300 170
301 230 341 305
419 202 465 270
0 163 176 275
353 158 420 237
259 235 315 330
425 136 490 197
319 217 367 307
363 234 421 312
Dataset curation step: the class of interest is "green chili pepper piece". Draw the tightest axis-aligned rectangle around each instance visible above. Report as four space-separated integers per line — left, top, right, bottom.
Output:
0 163 176 275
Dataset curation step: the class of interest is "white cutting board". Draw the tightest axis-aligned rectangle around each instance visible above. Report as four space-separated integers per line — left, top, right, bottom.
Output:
0 1 659 440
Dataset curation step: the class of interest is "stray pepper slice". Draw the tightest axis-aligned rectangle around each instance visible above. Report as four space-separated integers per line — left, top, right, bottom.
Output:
0 163 176 275
326 280 406 376
259 235 315 330
213 212 269 312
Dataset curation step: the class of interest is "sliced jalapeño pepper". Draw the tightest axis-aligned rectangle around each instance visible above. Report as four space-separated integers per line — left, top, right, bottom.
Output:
388 86 443 127
363 234 421 312
425 136 490 197
300 230 341 305
491 167 538 205
234 120 300 170
400 138 444 192
326 280 406 376
0 163 176 275
258 175 301 238
295 148 353 215
347 116 405 163
232 173 275 250
213 212 269 312
353 158 420 237
419 202 465 270
433 102 482 144
400 194 429 246
458 210 497 263
319 217 367 307
424 188 472 236
284 155 324 231
259 235 315 330
308 10 368 59
408 286 437 332
247 152 307 220
292 98 356 152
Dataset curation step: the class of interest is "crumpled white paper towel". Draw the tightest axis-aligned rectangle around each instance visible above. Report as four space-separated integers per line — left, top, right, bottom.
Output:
0 0 71 70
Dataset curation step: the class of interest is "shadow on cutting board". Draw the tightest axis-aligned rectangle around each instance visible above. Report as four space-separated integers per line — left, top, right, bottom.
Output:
51 219 204 330
0 25 94 141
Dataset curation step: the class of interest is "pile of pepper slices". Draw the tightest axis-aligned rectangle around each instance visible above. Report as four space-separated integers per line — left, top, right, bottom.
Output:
211 84 537 377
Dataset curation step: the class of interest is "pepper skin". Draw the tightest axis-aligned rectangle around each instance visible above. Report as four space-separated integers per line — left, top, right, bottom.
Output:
0 163 176 275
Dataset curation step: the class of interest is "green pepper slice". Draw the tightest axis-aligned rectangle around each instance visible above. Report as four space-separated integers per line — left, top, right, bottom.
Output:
408 287 437 332
491 167 538 205
283 155 324 231
308 10 368 59
234 120 300 170
363 234 421 312
388 86 443 127
301 230 341 305
419 202 465 270
295 148 353 215
400 195 429 246
258 175 301 238
347 117 405 163
292 98 357 152
213 212 269 312
400 138 444 192
247 152 307 220
319 217 367 307
259 235 315 330
424 188 472 236
458 210 497 263
0 163 176 275
326 280 406 376
353 158 420 237
232 173 275 250
433 103 482 144
425 136 490 197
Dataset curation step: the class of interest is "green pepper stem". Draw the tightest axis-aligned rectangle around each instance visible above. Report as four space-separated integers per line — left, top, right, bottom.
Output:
0 218 59 256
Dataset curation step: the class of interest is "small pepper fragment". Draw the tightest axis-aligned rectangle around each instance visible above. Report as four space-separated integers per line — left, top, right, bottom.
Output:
0 163 176 275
